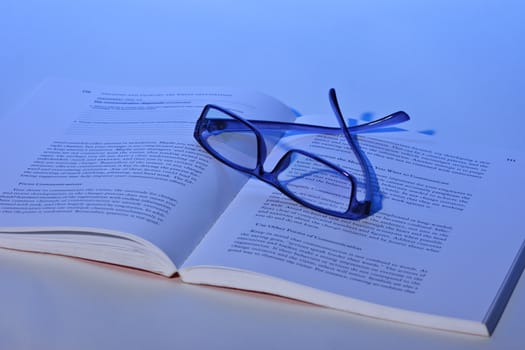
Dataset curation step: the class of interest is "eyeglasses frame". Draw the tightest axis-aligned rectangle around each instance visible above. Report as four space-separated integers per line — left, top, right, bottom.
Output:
193 88 409 220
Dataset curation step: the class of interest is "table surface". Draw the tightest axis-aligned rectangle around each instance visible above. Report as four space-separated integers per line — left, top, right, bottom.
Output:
1 1 524 349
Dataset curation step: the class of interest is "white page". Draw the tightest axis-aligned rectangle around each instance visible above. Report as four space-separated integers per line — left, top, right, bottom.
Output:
0 79 296 270
180 127 525 332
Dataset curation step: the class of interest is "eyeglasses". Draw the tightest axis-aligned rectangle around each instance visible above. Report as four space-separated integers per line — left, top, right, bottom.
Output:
193 88 409 220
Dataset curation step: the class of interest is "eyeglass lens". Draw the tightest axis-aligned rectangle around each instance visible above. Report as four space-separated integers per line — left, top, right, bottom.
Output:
204 108 259 170
276 151 353 213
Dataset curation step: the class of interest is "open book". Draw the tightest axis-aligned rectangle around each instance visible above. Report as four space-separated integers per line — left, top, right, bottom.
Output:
0 79 523 336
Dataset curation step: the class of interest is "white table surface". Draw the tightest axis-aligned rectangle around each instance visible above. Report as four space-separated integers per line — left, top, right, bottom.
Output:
1 1 524 349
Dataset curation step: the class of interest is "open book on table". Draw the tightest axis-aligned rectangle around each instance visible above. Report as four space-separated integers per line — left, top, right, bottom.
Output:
0 79 523 336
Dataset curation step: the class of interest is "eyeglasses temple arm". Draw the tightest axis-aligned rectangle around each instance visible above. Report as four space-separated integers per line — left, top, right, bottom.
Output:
329 88 374 209
205 111 409 135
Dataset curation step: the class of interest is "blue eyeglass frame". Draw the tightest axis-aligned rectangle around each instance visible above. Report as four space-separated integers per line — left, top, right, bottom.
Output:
193 88 410 220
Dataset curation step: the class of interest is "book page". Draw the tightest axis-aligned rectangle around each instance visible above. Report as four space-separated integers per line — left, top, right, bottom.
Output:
180 127 524 333
0 79 296 271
